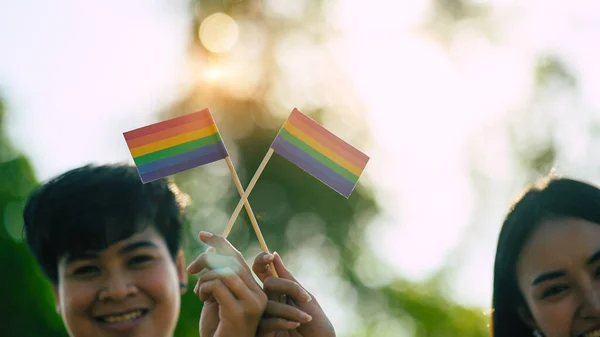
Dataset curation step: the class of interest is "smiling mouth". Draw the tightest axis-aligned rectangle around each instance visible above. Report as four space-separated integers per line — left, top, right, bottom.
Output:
96 309 149 324
582 329 600 337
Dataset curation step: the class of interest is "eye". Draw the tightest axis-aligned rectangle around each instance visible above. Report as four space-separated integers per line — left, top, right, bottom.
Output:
129 255 154 266
542 285 569 299
73 265 99 276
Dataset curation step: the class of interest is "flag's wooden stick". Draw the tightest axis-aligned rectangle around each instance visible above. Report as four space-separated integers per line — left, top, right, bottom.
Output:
224 155 277 277
222 148 274 238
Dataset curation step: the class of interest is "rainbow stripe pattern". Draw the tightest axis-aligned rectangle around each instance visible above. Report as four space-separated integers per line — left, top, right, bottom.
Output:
270 108 369 198
123 109 229 183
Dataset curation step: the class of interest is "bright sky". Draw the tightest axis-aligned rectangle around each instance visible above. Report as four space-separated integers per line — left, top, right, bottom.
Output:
0 0 193 177
2 0 600 334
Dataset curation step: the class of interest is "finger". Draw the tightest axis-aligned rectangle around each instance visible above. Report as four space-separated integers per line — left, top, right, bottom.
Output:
198 268 240 285
186 252 243 275
197 281 213 302
198 267 256 302
199 231 244 260
200 232 265 289
257 318 301 335
199 232 255 277
272 252 298 282
252 252 275 282
198 279 237 308
190 252 263 299
263 277 312 303
264 300 312 323
194 269 222 301
195 268 234 300
198 232 265 295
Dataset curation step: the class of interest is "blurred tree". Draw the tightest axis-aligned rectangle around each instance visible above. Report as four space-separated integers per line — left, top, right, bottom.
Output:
160 1 492 336
0 96 67 336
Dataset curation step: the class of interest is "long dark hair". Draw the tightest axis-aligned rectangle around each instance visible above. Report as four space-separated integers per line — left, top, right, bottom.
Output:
492 177 600 336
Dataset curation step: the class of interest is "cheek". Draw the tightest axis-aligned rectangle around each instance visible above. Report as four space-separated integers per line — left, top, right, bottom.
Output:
137 262 181 321
60 281 98 314
529 297 577 335
58 281 100 334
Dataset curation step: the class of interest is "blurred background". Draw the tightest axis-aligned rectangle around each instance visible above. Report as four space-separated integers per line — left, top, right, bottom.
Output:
1 0 599 336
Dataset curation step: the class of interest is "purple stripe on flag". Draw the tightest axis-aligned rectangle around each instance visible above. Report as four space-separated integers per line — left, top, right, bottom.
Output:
139 143 228 183
271 135 355 198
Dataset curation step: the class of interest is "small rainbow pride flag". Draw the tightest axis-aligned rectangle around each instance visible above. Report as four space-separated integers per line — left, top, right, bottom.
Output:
123 109 229 183
270 108 369 198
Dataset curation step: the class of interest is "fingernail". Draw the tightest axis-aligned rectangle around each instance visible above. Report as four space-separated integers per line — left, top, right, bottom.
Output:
263 254 274 262
206 247 216 253
300 313 313 323
194 283 199 295
287 321 301 328
199 231 213 240
300 290 312 302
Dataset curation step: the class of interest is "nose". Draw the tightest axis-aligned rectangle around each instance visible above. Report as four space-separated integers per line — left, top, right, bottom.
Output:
98 273 137 302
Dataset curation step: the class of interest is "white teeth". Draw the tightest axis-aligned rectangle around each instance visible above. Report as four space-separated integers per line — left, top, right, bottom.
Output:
103 310 143 323
584 329 600 337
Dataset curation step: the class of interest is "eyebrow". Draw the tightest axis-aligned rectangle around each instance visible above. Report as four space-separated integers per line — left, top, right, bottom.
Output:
532 271 566 285
586 250 600 265
65 240 159 265
117 240 159 255
531 249 600 285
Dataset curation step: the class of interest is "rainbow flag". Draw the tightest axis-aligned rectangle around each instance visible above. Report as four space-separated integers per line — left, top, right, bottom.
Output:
123 109 229 183
270 108 369 198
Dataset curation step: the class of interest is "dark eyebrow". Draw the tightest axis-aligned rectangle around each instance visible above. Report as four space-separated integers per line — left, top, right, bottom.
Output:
587 250 600 265
531 250 600 286
532 270 566 286
65 251 99 265
64 241 158 265
118 240 159 255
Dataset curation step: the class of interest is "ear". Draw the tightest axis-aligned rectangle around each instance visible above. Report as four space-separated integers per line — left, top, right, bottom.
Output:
517 306 538 330
52 285 62 315
175 249 187 295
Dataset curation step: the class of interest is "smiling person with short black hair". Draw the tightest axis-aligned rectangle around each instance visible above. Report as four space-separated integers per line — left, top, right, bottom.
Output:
22 163 335 337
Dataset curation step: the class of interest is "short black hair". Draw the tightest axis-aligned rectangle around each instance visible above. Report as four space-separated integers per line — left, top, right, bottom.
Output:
492 177 600 337
22 164 189 284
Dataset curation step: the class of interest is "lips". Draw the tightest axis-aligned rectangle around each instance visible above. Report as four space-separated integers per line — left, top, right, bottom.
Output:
97 309 147 323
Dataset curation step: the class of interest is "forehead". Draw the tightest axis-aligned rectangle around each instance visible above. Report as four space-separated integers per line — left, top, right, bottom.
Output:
58 226 166 264
517 217 600 280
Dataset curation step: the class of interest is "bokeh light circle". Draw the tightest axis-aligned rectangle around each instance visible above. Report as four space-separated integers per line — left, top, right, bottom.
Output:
199 13 239 53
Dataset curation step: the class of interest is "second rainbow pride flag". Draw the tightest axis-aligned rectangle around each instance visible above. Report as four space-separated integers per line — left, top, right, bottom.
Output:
123 109 229 183
270 108 369 198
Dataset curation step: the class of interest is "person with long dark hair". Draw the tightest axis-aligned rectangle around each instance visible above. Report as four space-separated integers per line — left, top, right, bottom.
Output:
492 177 600 337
